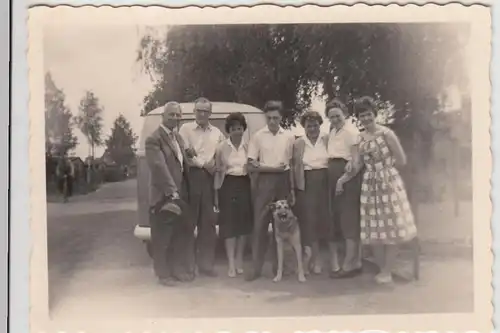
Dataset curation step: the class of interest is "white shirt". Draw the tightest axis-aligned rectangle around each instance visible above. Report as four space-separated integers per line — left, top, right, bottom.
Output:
225 139 247 176
178 121 225 167
160 124 183 169
247 126 294 169
327 123 360 160
303 135 329 170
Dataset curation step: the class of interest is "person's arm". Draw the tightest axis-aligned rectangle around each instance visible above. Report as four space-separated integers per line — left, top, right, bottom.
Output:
288 140 297 205
203 129 225 173
336 132 364 187
179 124 202 167
247 134 289 173
384 128 407 167
213 144 224 191
145 135 178 198
337 144 363 184
214 149 220 209
246 133 260 173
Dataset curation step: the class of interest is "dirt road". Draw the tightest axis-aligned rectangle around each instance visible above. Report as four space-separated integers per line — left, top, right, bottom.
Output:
47 179 474 320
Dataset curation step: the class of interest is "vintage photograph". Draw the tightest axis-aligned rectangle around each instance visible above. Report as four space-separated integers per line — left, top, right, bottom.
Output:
28 3 492 332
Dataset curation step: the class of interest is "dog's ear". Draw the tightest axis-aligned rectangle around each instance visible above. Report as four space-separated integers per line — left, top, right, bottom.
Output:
268 202 276 211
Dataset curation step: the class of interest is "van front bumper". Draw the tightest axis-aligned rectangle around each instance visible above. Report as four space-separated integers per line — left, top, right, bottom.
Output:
133 224 223 242
134 224 151 241
134 224 274 242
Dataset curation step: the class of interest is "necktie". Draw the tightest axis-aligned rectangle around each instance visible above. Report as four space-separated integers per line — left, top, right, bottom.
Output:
170 133 181 160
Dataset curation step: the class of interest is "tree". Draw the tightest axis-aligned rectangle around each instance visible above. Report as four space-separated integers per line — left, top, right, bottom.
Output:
137 23 470 202
137 23 468 119
75 91 105 158
45 72 78 156
104 114 138 167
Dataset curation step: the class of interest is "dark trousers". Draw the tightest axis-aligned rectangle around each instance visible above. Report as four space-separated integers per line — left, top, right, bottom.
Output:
187 167 218 271
251 172 291 275
328 159 363 241
150 198 194 279
58 176 73 197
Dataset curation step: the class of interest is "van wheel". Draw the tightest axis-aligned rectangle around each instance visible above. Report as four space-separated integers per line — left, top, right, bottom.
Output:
146 241 153 258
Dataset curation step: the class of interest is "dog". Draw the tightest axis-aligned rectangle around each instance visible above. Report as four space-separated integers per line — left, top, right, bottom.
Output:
269 199 312 283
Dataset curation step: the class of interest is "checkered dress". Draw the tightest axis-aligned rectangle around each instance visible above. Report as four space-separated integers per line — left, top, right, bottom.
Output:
359 128 417 245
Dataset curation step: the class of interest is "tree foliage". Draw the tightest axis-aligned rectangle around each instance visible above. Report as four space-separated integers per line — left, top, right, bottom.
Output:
75 91 105 158
137 23 469 127
104 114 138 167
137 23 470 200
45 72 78 156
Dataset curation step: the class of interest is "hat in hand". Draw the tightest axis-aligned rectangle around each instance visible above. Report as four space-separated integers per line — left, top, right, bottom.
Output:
160 201 182 216
156 201 183 224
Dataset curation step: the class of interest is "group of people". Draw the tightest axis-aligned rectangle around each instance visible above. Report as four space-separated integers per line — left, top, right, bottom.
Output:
145 96 417 287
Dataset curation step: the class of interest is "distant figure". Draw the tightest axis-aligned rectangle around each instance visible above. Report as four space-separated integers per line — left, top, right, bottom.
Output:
55 156 74 202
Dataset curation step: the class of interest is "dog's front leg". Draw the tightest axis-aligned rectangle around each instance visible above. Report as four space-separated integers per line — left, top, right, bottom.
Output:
292 237 306 282
273 238 284 282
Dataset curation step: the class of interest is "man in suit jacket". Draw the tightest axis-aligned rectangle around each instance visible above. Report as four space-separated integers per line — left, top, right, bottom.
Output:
145 101 195 286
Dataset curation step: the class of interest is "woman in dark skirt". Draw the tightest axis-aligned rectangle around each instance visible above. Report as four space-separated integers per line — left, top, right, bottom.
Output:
326 99 364 279
214 112 253 277
291 110 330 274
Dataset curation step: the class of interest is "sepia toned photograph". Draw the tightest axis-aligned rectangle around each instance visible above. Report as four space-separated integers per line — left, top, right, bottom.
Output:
27 3 492 332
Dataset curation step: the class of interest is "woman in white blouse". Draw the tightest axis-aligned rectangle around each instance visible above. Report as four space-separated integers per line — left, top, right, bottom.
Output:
291 110 331 274
214 113 253 277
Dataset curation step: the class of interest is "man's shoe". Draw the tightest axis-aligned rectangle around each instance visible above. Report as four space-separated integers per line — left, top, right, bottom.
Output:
173 273 195 282
158 277 177 287
244 270 261 282
335 268 363 279
199 269 217 277
184 271 196 282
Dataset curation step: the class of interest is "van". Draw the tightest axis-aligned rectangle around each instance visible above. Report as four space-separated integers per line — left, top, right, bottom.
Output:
133 102 268 255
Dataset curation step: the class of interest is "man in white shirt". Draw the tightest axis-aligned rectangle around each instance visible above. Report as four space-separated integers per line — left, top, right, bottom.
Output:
179 97 225 277
245 100 295 281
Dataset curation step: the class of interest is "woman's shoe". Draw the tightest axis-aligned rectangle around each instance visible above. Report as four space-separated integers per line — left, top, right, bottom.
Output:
228 267 236 278
374 272 393 284
329 269 342 279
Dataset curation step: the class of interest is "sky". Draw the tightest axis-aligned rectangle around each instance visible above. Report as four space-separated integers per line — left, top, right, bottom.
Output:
44 24 155 159
43 23 328 159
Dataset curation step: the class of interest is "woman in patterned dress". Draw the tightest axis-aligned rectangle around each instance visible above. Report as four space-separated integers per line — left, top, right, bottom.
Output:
335 96 417 284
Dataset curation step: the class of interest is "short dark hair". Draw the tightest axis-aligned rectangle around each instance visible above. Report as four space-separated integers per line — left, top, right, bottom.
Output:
225 112 247 133
354 96 378 117
325 98 348 116
300 110 323 128
194 97 212 112
263 100 284 114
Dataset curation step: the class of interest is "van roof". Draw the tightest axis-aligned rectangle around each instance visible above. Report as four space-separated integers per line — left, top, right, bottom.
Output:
146 102 264 116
